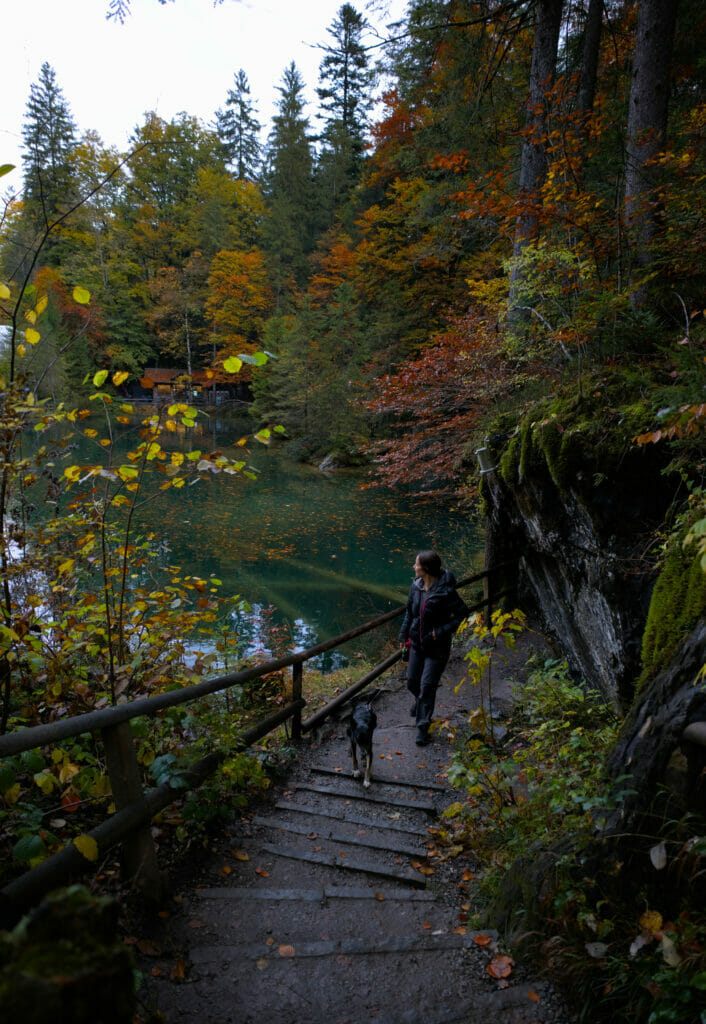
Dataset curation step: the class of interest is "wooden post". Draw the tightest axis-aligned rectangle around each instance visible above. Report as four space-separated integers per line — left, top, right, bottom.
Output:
291 662 303 741
101 721 164 898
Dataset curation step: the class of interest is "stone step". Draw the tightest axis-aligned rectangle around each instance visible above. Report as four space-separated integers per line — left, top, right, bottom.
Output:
190 928 495 962
291 781 436 813
253 814 427 858
260 841 426 887
311 764 447 792
274 800 430 838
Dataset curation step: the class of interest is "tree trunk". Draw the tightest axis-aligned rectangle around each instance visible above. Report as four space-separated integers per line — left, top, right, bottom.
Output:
623 0 679 307
508 0 564 314
576 0 603 129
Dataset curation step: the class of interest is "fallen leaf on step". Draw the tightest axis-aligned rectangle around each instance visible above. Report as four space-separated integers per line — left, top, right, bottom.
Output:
307 832 318 840
254 867 269 877
187 920 204 930
232 849 250 861
453 926 467 935
278 945 295 958
528 990 540 1003
256 959 268 971
422 922 432 929
473 934 492 947
221 865 232 875
461 870 474 881
138 939 162 956
171 959 186 981
487 954 514 979
151 967 162 977
375 893 385 901
266 937 274 946
158 911 170 919
497 979 510 989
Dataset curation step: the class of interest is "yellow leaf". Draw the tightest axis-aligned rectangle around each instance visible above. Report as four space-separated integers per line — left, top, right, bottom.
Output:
640 910 664 935
3 782 20 804
25 328 40 346
171 451 184 467
57 559 75 575
223 356 242 374
25 309 37 324
17 344 26 358
73 286 91 305
117 465 138 482
93 370 108 388
112 370 129 386
73 834 99 861
84 428 98 438
146 442 161 460
0 283 10 300
36 295 48 315
172 477 185 488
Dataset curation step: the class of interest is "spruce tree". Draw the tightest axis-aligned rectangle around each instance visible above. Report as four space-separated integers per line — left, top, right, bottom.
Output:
21 62 78 224
262 62 314 304
215 69 262 181
317 3 374 157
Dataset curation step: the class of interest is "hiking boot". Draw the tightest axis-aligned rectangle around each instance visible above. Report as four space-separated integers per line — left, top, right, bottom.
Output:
410 701 417 717
415 728 430 746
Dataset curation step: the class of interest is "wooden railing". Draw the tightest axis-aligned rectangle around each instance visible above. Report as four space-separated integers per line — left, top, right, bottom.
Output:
0 563 516 922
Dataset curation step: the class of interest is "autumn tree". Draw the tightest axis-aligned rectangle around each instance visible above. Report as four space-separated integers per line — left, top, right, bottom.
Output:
205 247 272 360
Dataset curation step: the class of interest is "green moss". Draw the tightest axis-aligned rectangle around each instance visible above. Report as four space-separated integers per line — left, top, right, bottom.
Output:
640 525 706 684
499 432 521 484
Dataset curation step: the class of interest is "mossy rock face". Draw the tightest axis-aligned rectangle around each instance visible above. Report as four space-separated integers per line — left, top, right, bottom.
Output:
0 886 135 1024
640 524 706 684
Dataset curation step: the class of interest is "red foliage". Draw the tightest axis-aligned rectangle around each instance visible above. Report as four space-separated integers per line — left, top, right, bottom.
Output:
361 311 534 492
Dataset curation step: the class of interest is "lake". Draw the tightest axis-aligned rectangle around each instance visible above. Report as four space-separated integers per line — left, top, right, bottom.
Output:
58 412 484 668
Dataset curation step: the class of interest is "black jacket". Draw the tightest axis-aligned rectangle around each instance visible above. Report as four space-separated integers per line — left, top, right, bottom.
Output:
398 570 469 659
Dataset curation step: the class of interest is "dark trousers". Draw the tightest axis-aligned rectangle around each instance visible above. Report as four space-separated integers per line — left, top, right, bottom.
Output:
406 647 448 732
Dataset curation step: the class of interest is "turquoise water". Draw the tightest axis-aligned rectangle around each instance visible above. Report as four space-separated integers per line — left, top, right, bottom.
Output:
55 413 484 665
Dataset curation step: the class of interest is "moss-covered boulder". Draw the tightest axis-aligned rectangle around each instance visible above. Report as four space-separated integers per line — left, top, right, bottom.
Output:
0 886 135 1024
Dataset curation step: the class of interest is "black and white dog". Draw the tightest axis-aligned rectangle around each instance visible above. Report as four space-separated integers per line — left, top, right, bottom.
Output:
347 701 377 788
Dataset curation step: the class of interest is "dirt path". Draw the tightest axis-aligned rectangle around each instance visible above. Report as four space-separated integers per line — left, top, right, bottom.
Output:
134 633 575 1024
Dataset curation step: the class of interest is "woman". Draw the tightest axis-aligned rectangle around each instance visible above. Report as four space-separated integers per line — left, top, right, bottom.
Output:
399 550 469 746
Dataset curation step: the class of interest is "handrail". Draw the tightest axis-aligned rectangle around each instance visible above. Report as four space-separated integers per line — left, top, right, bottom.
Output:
0 566 498 758
0 559 518 919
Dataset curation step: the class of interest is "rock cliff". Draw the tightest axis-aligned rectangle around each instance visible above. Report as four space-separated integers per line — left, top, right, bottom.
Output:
480 416 680 709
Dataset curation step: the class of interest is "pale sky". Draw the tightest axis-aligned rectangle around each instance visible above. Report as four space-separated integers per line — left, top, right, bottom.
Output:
2 0 407 195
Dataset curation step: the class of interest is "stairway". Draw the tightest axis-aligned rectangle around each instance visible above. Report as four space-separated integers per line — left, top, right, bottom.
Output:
136 666 574 1024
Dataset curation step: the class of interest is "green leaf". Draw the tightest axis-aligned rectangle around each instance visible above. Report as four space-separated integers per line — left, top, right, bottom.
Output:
0 164 15 178
13 833 46 863
93 369 109 387
21 750 45 773
0 763 17 791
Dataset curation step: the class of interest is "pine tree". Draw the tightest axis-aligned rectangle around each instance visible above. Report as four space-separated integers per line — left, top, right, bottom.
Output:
21 62 78 223
262 62 315 305
215 69 262 181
